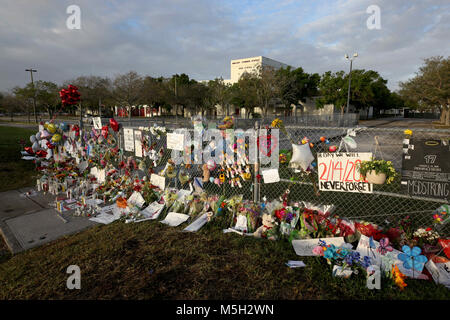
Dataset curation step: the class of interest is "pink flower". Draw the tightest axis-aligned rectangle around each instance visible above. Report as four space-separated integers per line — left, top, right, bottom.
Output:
312 246 324 256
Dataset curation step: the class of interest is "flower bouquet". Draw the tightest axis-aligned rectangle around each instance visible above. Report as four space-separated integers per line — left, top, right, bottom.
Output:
313 240 372 278
356 159 397 185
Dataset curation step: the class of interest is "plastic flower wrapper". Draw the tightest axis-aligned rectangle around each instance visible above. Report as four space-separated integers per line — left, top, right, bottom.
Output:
225 195 244 216
207 195 220 213
170 199 186 214
235 200 260 233
187 193 206 218
162 188 178 208
355 220 385 240
302 201 335 220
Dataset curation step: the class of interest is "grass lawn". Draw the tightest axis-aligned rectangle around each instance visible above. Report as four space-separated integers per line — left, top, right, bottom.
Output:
0 126 38 192
0 126 449 300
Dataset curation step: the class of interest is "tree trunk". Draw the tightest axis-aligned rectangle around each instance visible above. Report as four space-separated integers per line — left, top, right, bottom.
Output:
439 107 449 125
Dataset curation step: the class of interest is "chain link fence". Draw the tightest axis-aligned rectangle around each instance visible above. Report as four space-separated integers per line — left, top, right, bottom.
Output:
86 116 449 235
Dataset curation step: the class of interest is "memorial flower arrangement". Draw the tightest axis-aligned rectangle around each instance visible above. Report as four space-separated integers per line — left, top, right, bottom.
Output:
21 117 450 292
313 240 372 275
412 228 440 247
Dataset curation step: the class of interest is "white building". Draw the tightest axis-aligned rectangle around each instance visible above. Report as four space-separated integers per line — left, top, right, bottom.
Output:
223 56 290 85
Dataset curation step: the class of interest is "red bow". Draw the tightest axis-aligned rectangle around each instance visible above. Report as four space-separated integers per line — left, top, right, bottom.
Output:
71 125 80 137
36 150 47 158
46 141 55 149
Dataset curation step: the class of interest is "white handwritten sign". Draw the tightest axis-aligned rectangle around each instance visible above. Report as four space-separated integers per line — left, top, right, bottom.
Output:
134 130 143 157
317 152 373 193
150 174 166 190
426 260 450 289
92 117 102 129
123 128 135 152
160 212 190 227
167 132 185 151
262 168 280 184
127 191 145 208
141 201 164 220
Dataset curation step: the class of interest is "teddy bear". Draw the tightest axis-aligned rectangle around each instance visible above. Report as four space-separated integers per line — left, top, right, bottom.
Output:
254 213 278 240
202 163 210 182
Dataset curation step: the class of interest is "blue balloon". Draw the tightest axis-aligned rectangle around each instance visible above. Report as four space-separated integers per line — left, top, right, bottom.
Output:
325 139 330 144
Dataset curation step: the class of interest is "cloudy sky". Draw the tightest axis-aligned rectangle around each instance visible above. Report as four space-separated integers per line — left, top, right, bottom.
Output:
0 0 449 92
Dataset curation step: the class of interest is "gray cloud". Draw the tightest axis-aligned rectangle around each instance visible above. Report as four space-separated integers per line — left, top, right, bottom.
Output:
0 0 448 92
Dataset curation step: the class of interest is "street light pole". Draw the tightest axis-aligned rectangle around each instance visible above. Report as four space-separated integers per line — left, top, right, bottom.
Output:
345 53 358 114
25 68 38 123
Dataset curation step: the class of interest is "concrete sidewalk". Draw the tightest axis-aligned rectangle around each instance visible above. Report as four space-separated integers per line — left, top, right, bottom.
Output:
0 187 98 254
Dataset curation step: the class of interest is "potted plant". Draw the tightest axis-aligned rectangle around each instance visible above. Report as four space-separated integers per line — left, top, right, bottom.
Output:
357 159 397 185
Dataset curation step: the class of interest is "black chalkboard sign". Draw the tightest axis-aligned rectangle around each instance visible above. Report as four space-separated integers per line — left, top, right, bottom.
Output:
401 138 450 200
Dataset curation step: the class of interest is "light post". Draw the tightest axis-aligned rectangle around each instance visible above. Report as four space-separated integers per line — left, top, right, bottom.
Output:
345 53 358 114
25 68 38 123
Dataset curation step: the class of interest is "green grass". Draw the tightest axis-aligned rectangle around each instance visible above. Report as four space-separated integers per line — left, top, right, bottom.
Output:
0 126 38 192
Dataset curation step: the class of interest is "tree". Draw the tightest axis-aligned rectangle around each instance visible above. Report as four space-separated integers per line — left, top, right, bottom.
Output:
399 56 450 125
207 78 231 116
12 85 34 122
35 81 60 118
66 76 112 116
230 72 260 118
316 69 391 115
112 71 144 120
0 93 26 121
141 76 167 116
255 65 281 118
315 71 348 114
166 73 197 116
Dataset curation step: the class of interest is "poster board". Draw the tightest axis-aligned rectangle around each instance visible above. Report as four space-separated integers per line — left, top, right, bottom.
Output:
150 174 166 190
167 132 185 151
401 138 450 201
134 130 142 157
317 152 373 193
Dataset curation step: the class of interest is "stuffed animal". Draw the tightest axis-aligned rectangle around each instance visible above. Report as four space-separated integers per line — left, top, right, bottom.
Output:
202 163 210 182
254 213 278 240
